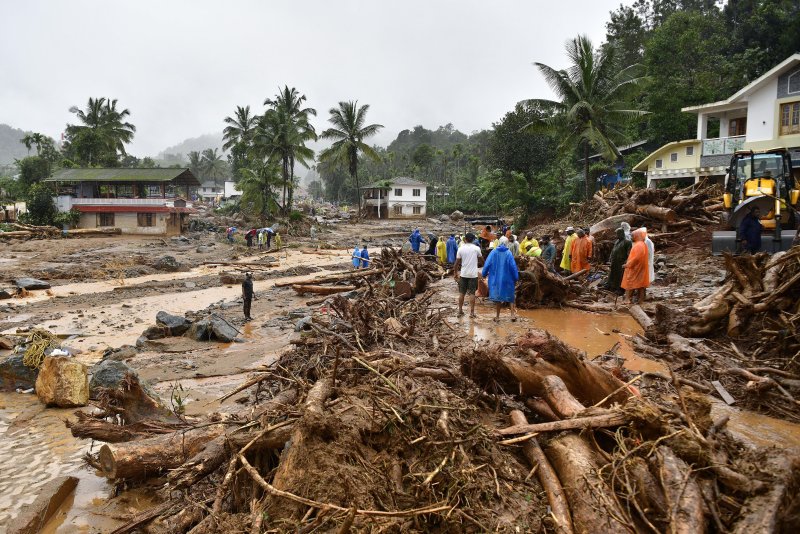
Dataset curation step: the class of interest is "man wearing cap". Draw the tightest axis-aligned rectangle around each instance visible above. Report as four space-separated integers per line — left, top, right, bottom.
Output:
454 232 481 318
560 227 577 273
242 272 254 321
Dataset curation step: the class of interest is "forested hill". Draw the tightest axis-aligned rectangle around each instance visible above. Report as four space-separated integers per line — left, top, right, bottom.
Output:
0 124 31 164
156 132 225 163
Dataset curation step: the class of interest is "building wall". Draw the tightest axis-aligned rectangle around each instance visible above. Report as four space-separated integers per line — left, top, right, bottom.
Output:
386 200 426 218
746 78 778 143
642 142 701 172
777 67 800 99
387 185 426 201
78 211 171 235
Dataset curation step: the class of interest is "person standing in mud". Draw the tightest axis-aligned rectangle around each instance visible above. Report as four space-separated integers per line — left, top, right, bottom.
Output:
242 272 254 322
606 228 631 293
560 227 576 273
482 236 519 322
454 232 481 318
621 229 649 304
540 236 556 271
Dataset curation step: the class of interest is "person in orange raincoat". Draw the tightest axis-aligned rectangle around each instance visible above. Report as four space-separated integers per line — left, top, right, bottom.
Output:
570 229 592 274
621 228 650 304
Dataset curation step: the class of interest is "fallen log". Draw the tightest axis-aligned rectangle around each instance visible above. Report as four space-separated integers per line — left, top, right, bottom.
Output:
274 267 387 287
497 411 628 436
655 446 705 534
635 204 677 222
542 375 586 418
628 304 653 331
66 227 122 236
291 284 357 295
509 410 573 534
589 214 638 242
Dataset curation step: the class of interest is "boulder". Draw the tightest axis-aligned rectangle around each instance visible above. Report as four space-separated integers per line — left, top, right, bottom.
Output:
210 315 238 342
0 288 13 299
153 255 183 272
438 214 450 222
196 245 213 253
35 356 89 407
0 354 38 391
102 345 138 362
15 278 51 290
450 210 464 221
0 336 15 350
294 316 313 332
185 315 238 342
155 311 190 336
141 325 169 340
89 359 159 401
186 317 212 341
220 271 245 285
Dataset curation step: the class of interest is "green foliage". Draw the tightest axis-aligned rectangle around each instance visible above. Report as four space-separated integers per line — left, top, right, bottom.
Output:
54 208 81 227
63 97 136 166
0 177 26 200
21 183 58 226
16 156 51 187
307 180 324 199
238 160 281 223
289 210 303 222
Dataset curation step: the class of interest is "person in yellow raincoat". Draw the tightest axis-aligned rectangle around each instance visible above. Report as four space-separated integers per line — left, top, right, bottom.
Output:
525 239 542 257
436 236 447 265
559 227 576 273
519 232 534 255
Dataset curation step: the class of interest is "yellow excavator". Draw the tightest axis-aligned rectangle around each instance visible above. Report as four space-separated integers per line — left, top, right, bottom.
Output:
712 148 799 254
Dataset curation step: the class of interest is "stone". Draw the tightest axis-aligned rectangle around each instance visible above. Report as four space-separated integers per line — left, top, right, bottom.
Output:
156 311 190 336
438 214 450 222
196 245 213 253
210 315 239 342
0 354 39 391
0 336 15 350
35 355 89 407
153 255 183 272
185 315 238 342
102 345 138 361
219 271 245 285
185 317 211 341
14 277 51 290
141 325 169 340
450 210 464 221
5 475 78 534
294 316 313 332
89 359 158 400
0 288 13 299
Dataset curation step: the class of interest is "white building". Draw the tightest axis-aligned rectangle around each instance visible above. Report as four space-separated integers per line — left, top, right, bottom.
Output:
198 180 224 202
361 177 427 219
634 53 800 187
224 180 242 200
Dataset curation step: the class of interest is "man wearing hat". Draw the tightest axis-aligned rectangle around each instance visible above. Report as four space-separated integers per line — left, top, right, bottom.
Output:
242 272 254 321
560 227 577 273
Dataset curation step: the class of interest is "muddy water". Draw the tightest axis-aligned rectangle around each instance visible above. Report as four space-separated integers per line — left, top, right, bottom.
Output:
0 392 123 532
466 305 666 373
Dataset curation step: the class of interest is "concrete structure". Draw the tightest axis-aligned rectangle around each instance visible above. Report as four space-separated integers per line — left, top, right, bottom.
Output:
635 54 800 187
223 180 242 200
361 177 427 219
197 180 224 202
46 168 200 235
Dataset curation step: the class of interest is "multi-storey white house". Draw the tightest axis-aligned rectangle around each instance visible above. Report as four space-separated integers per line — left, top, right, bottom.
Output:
634 54 800 187
361 177 427 219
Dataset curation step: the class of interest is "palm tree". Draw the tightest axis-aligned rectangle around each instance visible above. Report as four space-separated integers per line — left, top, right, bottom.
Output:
319 101 383 217
223 105 259 150
187 151 204 179
524 35 645 198
261 86 317 213
238 159 281 224
201 148 227 186
67 97 136 165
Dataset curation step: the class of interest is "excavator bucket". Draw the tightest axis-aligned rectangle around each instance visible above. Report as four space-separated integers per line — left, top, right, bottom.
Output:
727 196 776 228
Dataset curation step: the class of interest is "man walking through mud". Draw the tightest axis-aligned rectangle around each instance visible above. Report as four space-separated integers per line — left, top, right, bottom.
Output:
242 272 254 322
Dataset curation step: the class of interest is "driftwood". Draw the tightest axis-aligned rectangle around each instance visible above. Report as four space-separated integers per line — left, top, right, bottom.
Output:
291 284 357 295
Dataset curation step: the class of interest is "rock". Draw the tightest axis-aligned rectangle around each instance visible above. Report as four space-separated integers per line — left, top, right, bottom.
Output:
196 245 213 253
102 345 138 362
141 325 169 340
450 210 464 221
35 356 89 407
89 359 158 401
184 281 196 289
219 271 245 285
210 316 238 342
0 354 39 391
135 336 148 348
438 214 450 222
0 336 15 350
153 255 183 272
14 277 51 290
5 475 79 534
156 311 190 336
294 316 313 332
186 315 238 342
0 288 13 299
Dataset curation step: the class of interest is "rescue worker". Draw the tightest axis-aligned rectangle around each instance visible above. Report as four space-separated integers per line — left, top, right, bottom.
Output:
482 236 519 322
560 227 577 273
622 229 650 304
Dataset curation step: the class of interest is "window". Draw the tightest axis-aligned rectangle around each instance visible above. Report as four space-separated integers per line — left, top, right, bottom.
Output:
116 184 133 198
144 184 162 197
780 101 800 135
137 213 155 227
670 153 678 162
412 188 421 197
98 213 114 227
412 206 421 215
393 205 403 215
728 117 747 137
655 159 663 169
99 185 115 198
789 70 800 94
686 146 694 156
394 188 403 196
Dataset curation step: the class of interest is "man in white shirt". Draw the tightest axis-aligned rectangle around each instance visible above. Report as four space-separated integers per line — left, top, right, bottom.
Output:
454 232 481 318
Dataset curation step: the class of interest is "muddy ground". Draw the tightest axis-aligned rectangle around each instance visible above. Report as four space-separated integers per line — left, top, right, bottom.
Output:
1 217 799 532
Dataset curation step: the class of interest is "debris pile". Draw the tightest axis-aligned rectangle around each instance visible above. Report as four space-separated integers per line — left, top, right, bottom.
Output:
67 252 800 532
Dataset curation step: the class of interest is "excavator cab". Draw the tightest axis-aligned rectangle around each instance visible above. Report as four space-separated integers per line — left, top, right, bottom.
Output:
713 149 799 254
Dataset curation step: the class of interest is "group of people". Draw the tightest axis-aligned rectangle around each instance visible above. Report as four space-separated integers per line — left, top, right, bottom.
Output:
226 226 282 251
351 244 370 269
606 222 655 304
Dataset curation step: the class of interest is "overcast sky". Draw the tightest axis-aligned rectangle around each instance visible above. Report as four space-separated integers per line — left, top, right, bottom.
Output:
1 0 625 157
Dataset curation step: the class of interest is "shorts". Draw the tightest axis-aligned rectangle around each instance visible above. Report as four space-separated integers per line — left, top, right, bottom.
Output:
458 276 478 295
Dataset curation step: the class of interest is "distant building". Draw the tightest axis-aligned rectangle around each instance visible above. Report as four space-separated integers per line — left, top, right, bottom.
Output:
198 180 224 202
361 177 427 219
45 168 200 235
223 180 242 200
635 53 800 187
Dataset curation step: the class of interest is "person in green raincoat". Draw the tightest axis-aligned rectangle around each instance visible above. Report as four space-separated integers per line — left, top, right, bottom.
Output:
605 227 631 293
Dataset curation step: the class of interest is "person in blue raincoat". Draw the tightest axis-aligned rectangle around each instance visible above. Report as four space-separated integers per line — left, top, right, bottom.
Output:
481 236 519 322
360 244 370 268
446 234 458 264
352 245 362 269
409 228 425 253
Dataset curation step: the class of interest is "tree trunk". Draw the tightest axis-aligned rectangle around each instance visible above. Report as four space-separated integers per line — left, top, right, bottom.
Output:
584 142 591 200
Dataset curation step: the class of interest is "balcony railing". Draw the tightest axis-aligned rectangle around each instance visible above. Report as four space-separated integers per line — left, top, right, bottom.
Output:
702 135 745 156
55 196 193 211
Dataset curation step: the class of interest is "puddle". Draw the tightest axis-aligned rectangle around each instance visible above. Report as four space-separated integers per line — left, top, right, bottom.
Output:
710 399 800 449
465 306 666 374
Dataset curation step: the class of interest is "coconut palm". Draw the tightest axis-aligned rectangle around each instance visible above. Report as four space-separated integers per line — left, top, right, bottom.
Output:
319 101 383 216
238 159 281 224
223 105 259 150
260 86 317 213
201 148 227 186
524 35 645 198
187 151 204 179
20 133 47 155
66 97 136 165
